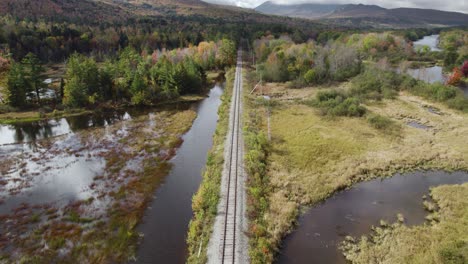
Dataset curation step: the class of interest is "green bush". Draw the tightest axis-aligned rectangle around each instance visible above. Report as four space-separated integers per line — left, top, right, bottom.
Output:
407 82 464 103
304 69 318 84
350 69 404 100
311 90 366 117
0 104 17 114
447 96 468 112
367 114 401 135
439 240 468 264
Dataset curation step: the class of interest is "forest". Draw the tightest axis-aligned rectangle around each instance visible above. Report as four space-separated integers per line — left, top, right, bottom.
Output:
0 2 468 262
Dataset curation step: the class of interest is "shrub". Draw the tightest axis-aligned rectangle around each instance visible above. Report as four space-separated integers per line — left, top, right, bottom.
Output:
461 61 468 77
447 67 463 86
367 114 393 130
350 69 404 100
311 90 366 117
408 82 458 102
367 114 401 135
447 96 468 113
304 69 318 84
439 240 468 264
0 104 17 114
0 55 10 72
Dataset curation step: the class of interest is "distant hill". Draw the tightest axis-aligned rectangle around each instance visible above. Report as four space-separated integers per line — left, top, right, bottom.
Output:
0 0 332 41
253 3 339 19
255 1 468 28
0 0 133 23
0 0 320 26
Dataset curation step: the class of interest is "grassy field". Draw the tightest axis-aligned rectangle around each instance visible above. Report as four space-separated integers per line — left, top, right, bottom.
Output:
247 77 468 262
0 109 93 124
342 183 468 264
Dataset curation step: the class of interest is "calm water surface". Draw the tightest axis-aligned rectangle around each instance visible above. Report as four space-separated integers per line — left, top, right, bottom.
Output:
406 66 446 84
0 95 200 216
135 85 223 263
277 171 468 264
413 34 441 51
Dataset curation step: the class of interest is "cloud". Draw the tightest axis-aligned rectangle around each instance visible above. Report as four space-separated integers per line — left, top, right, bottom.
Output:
202 0 468 13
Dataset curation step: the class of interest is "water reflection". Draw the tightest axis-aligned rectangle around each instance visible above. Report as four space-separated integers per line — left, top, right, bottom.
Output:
136 85 224 263
0 106 189 146
405 66 446 84
413 34 441 52
277 171 468 264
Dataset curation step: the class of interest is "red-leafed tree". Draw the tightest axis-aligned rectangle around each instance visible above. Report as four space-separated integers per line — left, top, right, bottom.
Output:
447 67 463 86
461 61 468 77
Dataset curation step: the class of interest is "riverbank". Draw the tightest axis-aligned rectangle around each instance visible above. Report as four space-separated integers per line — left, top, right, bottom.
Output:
0 106 198 262
0 70 223 125
186 68 234 263
342 183 468 263
0 94 206 125
244 68 468 262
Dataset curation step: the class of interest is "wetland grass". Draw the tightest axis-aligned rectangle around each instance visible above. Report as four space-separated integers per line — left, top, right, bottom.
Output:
245 67 468 262
0 109 197 263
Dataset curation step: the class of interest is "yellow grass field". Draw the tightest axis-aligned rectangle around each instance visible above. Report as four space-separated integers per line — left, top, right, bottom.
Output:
253 81 468 258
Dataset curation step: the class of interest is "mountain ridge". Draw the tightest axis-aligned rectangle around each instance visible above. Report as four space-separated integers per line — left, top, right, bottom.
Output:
255 1 468 28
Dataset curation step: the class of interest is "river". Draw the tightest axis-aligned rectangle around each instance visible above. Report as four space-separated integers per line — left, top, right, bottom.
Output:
134 85 223 263
276 170 468 264
413 34 441 52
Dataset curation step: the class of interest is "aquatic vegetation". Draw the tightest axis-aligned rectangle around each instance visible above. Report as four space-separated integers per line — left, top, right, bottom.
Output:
0 108 197 262
341 183 468 264
245 68 468 262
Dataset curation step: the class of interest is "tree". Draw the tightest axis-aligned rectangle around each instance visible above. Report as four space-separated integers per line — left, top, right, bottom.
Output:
155 58 178 99
130 70 147 105
6 63 28 108
444 48 458 68
447 67 462 86
218 38 236 68
461 61 468 77
63 54 99 107
22 53 46 105
63 76 87 107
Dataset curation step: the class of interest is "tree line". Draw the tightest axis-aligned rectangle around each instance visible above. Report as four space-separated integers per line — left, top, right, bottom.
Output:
5 39 236 108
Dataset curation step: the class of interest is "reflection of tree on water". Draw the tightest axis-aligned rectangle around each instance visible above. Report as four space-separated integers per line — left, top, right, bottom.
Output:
407 66 446 84
2 106 194 147
12 120 54 144
66 110 130 131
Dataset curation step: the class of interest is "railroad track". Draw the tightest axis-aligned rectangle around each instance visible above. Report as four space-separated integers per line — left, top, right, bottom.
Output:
220 51 243 264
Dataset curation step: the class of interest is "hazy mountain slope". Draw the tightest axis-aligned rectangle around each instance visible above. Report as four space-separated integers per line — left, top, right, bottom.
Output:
328 4 387 18
0 0 322 28
256 1 339 19
388 8 468 26
0 0 133 22
255 1 468 28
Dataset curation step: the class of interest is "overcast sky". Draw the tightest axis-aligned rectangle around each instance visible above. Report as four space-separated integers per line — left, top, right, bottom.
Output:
202 0 468 14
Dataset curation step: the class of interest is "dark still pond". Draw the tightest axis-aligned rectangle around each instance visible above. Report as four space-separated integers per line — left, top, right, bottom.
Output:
276 170 468 264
